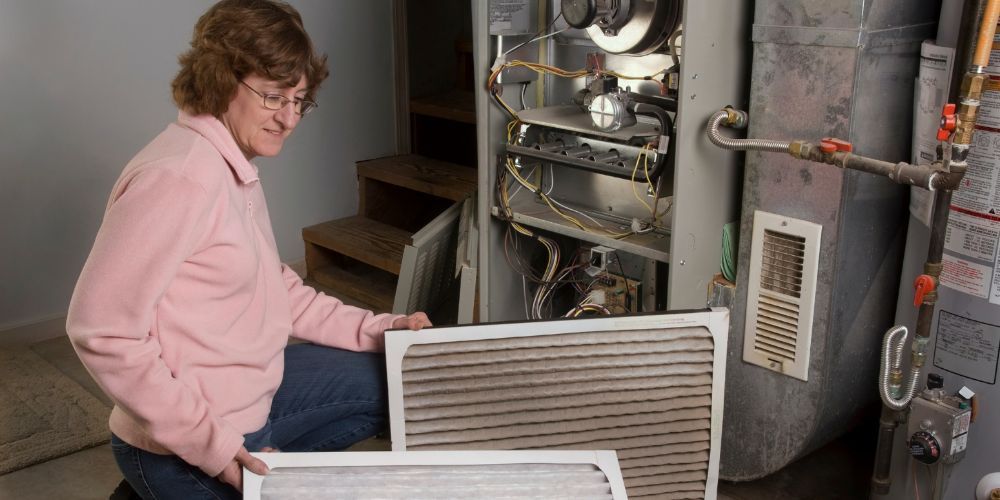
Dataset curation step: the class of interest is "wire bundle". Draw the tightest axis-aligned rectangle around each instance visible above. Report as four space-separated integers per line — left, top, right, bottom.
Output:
487 28 673 319
721 222 737 281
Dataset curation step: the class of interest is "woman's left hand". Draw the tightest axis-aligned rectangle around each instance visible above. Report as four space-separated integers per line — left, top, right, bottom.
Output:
392 312 432 331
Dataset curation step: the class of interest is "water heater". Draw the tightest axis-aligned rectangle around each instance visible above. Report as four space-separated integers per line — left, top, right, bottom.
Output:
881 1 1000 498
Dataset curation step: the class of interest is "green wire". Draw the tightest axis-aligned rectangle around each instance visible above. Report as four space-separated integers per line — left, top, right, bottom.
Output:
721 222 738 282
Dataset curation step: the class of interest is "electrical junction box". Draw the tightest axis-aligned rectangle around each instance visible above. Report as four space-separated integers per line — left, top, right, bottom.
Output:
907 392 972 465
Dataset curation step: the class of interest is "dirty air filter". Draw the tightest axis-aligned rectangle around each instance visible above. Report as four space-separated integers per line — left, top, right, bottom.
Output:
243 450 628 499
385 310 729 499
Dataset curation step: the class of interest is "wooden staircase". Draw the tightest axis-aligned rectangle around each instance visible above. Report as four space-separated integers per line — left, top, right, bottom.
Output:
302 155 476 313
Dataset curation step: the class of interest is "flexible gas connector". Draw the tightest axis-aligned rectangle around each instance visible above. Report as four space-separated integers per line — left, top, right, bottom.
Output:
706 108 791 153
878 325 924 411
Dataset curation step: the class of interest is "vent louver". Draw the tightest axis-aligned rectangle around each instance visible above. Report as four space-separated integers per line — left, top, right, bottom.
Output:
393 200 463 315
744 211 821 382
244 450 628 500
386 311 729 499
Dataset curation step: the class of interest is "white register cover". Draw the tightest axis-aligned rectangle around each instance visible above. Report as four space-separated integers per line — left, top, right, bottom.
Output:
243 450 629 499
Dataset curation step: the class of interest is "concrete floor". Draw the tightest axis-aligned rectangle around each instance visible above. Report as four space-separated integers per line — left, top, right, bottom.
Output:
0 333 875 499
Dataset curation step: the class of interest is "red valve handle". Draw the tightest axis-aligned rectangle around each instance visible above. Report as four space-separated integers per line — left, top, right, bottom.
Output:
940 114 957 131
914 274 936 307
938 103 958 142
820 138 853 153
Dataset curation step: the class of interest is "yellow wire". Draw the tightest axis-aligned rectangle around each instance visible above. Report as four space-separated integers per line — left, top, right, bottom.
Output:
631 145 654 214
505 157 631 238
603 69 668 81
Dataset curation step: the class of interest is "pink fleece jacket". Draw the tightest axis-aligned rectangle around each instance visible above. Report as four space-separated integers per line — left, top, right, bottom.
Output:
66 111 402 477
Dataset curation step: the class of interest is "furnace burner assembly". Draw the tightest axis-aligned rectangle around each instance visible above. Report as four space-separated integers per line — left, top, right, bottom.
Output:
478 0 743 322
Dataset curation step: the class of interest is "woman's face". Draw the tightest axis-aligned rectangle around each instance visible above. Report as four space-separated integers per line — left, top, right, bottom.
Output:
221 73 308 160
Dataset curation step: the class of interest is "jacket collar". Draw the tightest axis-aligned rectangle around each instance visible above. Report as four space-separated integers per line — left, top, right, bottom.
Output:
177 110 259 184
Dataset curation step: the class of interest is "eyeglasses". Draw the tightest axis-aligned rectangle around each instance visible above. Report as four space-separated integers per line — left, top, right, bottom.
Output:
240 81 318 116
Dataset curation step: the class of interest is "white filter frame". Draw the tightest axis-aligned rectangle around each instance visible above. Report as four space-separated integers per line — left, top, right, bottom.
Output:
385 309 729 499
243 450 628 499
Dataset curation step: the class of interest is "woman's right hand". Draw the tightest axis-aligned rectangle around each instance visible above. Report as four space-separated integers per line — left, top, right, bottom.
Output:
216 446 269 492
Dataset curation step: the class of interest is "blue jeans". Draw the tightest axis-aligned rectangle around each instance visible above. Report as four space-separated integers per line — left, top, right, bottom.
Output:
111 343 388 499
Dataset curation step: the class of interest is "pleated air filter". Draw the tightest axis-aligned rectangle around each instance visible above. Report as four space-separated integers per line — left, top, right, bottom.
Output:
386 310 729 499
243 450 628 499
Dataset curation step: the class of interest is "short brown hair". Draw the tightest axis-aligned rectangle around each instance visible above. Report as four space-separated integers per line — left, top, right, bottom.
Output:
171 0 329 116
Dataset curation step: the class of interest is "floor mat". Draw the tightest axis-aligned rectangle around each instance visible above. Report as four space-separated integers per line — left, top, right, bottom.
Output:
0 348 109 474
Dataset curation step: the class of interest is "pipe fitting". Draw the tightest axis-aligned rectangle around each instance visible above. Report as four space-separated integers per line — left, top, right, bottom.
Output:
955 73 988 145
789 141 814 160
889 368 904 399
912 336 931 368
925 262 944 277
724 107 747 128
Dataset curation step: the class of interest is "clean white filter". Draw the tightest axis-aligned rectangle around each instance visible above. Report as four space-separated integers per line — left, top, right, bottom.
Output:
243 450 627 500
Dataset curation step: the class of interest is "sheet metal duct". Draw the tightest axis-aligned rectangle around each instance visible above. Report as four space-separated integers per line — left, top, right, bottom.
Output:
723 1 939 480
386 310 729 499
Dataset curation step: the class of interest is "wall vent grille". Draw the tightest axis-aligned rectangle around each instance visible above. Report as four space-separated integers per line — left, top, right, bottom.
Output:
386 312 729 499
744 211 821 382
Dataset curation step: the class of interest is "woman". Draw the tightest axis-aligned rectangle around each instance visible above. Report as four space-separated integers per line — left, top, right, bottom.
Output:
66 1 430 498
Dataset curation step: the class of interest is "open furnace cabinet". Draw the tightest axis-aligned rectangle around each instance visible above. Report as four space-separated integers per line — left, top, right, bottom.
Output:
473 0 750 320
386 309 729 498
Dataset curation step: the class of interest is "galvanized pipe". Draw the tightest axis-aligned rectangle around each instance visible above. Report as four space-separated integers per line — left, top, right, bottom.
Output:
872 407 903 495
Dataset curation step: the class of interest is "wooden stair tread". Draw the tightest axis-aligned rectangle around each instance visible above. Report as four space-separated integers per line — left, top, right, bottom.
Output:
306 266 395 314
358 154 476 202
302 216 411 275
410 89 476 124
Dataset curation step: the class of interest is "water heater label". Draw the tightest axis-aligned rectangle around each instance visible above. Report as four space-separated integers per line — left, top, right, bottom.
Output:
940 254 991 299
941 54 1000 304
940 211 1000 303
910 42 954 226
933 310 1000 384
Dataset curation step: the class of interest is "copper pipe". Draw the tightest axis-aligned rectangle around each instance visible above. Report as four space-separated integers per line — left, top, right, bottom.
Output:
973 0 1000 67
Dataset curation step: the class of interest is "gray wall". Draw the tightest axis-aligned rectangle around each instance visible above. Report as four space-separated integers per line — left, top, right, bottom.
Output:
0 1 396 332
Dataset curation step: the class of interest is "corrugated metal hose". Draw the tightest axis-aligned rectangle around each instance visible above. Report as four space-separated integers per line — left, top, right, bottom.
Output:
706 109 791 153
